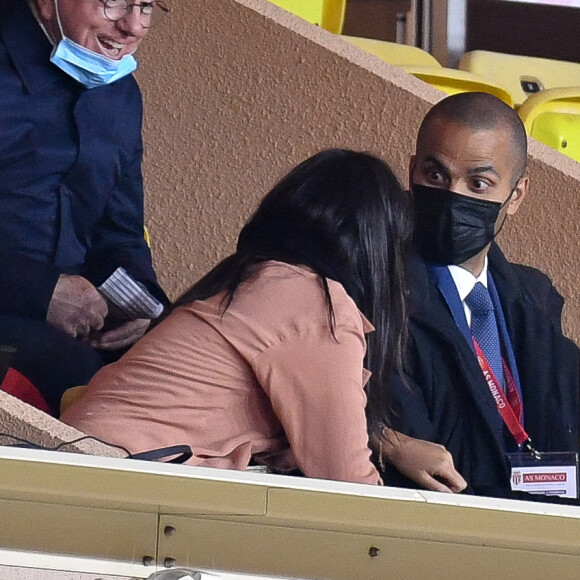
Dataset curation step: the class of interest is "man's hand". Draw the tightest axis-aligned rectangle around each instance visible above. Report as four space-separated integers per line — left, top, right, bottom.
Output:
89 318 150 351
47 275 108 338
374 428 467 493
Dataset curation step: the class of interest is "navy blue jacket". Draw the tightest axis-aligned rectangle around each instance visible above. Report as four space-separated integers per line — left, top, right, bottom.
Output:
386 244 580 498
0 0 167 322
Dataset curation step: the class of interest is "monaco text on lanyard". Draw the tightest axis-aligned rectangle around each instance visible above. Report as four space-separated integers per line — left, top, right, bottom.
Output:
473 339 539 457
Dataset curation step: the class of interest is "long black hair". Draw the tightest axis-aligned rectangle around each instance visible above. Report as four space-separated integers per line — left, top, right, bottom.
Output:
170 148 411 428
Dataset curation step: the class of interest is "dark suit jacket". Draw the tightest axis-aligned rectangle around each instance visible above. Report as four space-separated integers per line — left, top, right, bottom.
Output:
386 244 580 497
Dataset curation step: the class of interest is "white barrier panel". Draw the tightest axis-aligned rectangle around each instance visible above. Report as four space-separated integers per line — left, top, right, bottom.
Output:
0 447 579 579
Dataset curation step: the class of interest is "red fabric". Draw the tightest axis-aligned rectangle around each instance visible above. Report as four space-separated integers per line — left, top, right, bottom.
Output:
1 368 51 414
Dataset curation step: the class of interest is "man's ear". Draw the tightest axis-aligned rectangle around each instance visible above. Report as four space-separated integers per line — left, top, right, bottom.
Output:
408 155 416 191
36 0 55 22
507 175 529 216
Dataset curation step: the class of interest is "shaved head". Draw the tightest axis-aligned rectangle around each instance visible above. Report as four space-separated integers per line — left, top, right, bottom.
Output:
417 92 528 184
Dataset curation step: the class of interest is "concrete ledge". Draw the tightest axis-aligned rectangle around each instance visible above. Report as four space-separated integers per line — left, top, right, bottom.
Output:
0 391 123 458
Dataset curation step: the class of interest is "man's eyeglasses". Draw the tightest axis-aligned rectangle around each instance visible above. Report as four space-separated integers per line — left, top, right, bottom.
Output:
98 0 169 28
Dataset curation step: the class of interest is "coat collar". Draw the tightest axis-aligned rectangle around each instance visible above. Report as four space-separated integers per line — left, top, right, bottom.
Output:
486 243 521 309
1 0 75 93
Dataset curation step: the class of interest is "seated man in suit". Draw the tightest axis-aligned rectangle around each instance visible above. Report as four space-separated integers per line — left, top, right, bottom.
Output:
379 92 579 498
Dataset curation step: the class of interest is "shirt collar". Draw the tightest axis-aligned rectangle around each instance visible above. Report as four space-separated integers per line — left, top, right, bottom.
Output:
447 257 489 303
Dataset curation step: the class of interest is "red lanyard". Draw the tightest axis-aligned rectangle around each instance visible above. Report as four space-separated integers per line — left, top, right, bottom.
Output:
473 339 529 446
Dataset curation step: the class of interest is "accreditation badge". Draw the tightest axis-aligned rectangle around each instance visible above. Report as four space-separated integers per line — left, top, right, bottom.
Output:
506 452 579 499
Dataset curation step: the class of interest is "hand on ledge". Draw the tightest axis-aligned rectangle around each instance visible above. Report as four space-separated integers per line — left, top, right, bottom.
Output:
373 428 467 494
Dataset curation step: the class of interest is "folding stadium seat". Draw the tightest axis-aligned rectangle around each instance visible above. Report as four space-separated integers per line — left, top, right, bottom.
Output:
342 36 441 67
322 0 347 35
403 66 514 107
268 0 346 34
60 385 88 415
341 38 513 107
144 226 151 248
459 50 580 108
517 87 580 163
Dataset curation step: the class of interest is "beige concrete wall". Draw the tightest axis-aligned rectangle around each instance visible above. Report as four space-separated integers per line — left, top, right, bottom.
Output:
136 0 580 344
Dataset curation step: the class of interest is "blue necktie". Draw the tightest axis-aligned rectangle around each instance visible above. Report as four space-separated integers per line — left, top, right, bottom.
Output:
465 282 505 389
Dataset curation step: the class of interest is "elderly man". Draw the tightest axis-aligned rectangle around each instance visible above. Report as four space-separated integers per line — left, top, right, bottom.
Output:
380 92 579 498
0 0 168 414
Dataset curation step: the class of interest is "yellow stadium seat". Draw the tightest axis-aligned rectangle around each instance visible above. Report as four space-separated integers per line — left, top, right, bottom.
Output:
60 385 87 416
340 38 512 106
268 0 346 34
144 226 151 248
459 50 580 108
322 0 346 35
517 87 580 163
402 66 514 107
341 36 441 67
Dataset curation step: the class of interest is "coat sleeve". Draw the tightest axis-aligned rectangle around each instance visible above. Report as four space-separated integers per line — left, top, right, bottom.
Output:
385 319 440 442
0 250 61 320
81 119 168 307
252 322 381 485
388 372 439 442
381 337 446 489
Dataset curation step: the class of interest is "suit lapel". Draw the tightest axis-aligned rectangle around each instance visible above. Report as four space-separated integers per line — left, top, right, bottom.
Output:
432 266 473 349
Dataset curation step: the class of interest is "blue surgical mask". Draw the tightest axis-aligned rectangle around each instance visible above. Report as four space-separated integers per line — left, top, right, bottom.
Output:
47 0 137 89
50 37 137 89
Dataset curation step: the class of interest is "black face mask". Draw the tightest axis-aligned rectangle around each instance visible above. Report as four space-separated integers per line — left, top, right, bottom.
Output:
412 183 511 266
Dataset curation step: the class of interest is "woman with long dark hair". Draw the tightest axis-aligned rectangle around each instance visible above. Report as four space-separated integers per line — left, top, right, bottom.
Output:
62 149 410 484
